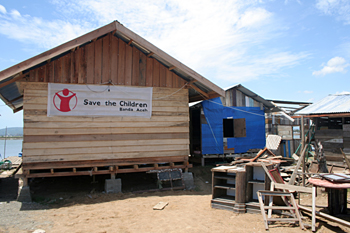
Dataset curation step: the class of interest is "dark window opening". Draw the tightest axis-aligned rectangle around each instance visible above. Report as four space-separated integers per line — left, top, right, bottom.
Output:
316 117 343 129
223 119 234 137
344 117 350 124
223 118 246 138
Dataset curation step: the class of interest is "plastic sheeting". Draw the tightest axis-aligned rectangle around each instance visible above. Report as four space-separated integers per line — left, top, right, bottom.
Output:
224 106 265 153
201 97 265 154
201 98 224 154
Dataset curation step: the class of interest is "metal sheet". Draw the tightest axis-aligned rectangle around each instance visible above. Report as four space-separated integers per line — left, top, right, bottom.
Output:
297 94 350 115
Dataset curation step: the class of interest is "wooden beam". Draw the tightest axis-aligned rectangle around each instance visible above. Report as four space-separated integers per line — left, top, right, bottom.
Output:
188 83 209 99
274 183 312 193
289 144 308 185
111 30 117 36
0 22 116 82
0 72 27 89
168 66 176 71
189 91 221 102
13 106 23 113
127 39 133 46
114 21 224 97
147 52 154 58
299 205 350 229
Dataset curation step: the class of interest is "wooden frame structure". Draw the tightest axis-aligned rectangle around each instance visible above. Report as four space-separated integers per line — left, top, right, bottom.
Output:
260 162 316 231
0 21 224 180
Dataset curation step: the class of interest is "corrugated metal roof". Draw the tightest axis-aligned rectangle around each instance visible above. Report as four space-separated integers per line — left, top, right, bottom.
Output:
296 94 350 115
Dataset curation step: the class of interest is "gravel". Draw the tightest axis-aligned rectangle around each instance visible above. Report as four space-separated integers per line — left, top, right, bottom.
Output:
0 178 53 233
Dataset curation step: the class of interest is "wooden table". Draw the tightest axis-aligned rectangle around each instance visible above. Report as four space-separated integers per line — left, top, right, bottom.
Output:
308 178 350 215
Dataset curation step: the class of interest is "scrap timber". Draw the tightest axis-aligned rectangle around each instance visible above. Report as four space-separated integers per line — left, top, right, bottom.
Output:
0 156 22 178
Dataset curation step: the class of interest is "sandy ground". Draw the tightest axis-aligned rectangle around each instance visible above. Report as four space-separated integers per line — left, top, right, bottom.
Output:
0 166 350 233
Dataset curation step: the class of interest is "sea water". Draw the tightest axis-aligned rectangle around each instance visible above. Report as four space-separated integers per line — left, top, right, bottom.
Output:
0 139 23 159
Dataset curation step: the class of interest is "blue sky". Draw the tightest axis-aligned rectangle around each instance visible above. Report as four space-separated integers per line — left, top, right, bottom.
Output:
0 0 349 128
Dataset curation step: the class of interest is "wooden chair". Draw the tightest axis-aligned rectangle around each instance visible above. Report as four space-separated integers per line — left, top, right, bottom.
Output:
257 162 316 231
257 189 304 230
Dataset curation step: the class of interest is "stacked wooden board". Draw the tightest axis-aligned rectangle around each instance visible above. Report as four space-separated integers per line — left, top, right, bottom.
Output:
21 82 191 177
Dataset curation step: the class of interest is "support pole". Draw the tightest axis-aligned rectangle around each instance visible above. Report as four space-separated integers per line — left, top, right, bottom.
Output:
233 171 246 213
301 116 306 186
3 126 7 159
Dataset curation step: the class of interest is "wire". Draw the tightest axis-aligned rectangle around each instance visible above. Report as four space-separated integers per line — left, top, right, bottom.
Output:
153 84 188 100
204 114 223 154
85 83 110 93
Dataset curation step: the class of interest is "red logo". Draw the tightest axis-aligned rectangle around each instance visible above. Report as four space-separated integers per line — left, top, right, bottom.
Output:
53 88 77 112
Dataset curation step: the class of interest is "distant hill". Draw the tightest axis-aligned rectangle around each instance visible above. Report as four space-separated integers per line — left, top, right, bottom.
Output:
0 127 23 137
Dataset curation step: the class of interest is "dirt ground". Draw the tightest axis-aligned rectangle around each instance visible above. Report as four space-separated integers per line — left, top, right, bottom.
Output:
0 166 350 233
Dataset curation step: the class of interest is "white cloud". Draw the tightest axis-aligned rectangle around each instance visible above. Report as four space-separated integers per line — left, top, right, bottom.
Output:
237 8 272 29
10 10 21 18
0 8 91 50
304 90 313 94
0 5 6 14
316 0 350 24
312 56 349 76
0 0 308 84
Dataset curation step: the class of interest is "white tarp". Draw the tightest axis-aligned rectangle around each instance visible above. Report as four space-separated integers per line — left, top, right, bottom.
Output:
47 83 152 118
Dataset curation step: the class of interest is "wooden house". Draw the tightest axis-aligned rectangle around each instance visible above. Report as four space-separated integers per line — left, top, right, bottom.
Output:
296 94 350 160
0 21 224 182
189 84 281 165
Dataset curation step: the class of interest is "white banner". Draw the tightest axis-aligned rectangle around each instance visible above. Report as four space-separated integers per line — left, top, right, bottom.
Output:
47 83 152 118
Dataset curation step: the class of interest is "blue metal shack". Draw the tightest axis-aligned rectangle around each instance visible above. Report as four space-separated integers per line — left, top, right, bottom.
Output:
190 84 281 165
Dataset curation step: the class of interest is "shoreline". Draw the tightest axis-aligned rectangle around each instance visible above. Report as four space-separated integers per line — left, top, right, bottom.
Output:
0 137 23 140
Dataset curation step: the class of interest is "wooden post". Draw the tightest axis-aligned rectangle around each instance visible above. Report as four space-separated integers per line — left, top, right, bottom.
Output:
301 116 306 186
312 186 316 232
233 171 246 213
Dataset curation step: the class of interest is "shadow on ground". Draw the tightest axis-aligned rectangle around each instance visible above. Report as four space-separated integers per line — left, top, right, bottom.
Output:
0 165 213 211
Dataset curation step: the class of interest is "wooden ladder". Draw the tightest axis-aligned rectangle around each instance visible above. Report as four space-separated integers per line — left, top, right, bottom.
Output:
257 190 304 230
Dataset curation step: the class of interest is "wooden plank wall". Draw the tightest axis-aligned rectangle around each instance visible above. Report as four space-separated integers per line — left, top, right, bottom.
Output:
26 33 186 88
343 124 350 153
20 33 190 166
22 83 189 163
225 89 263 109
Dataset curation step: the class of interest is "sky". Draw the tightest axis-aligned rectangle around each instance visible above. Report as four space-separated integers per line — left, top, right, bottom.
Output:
0 0 349 128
